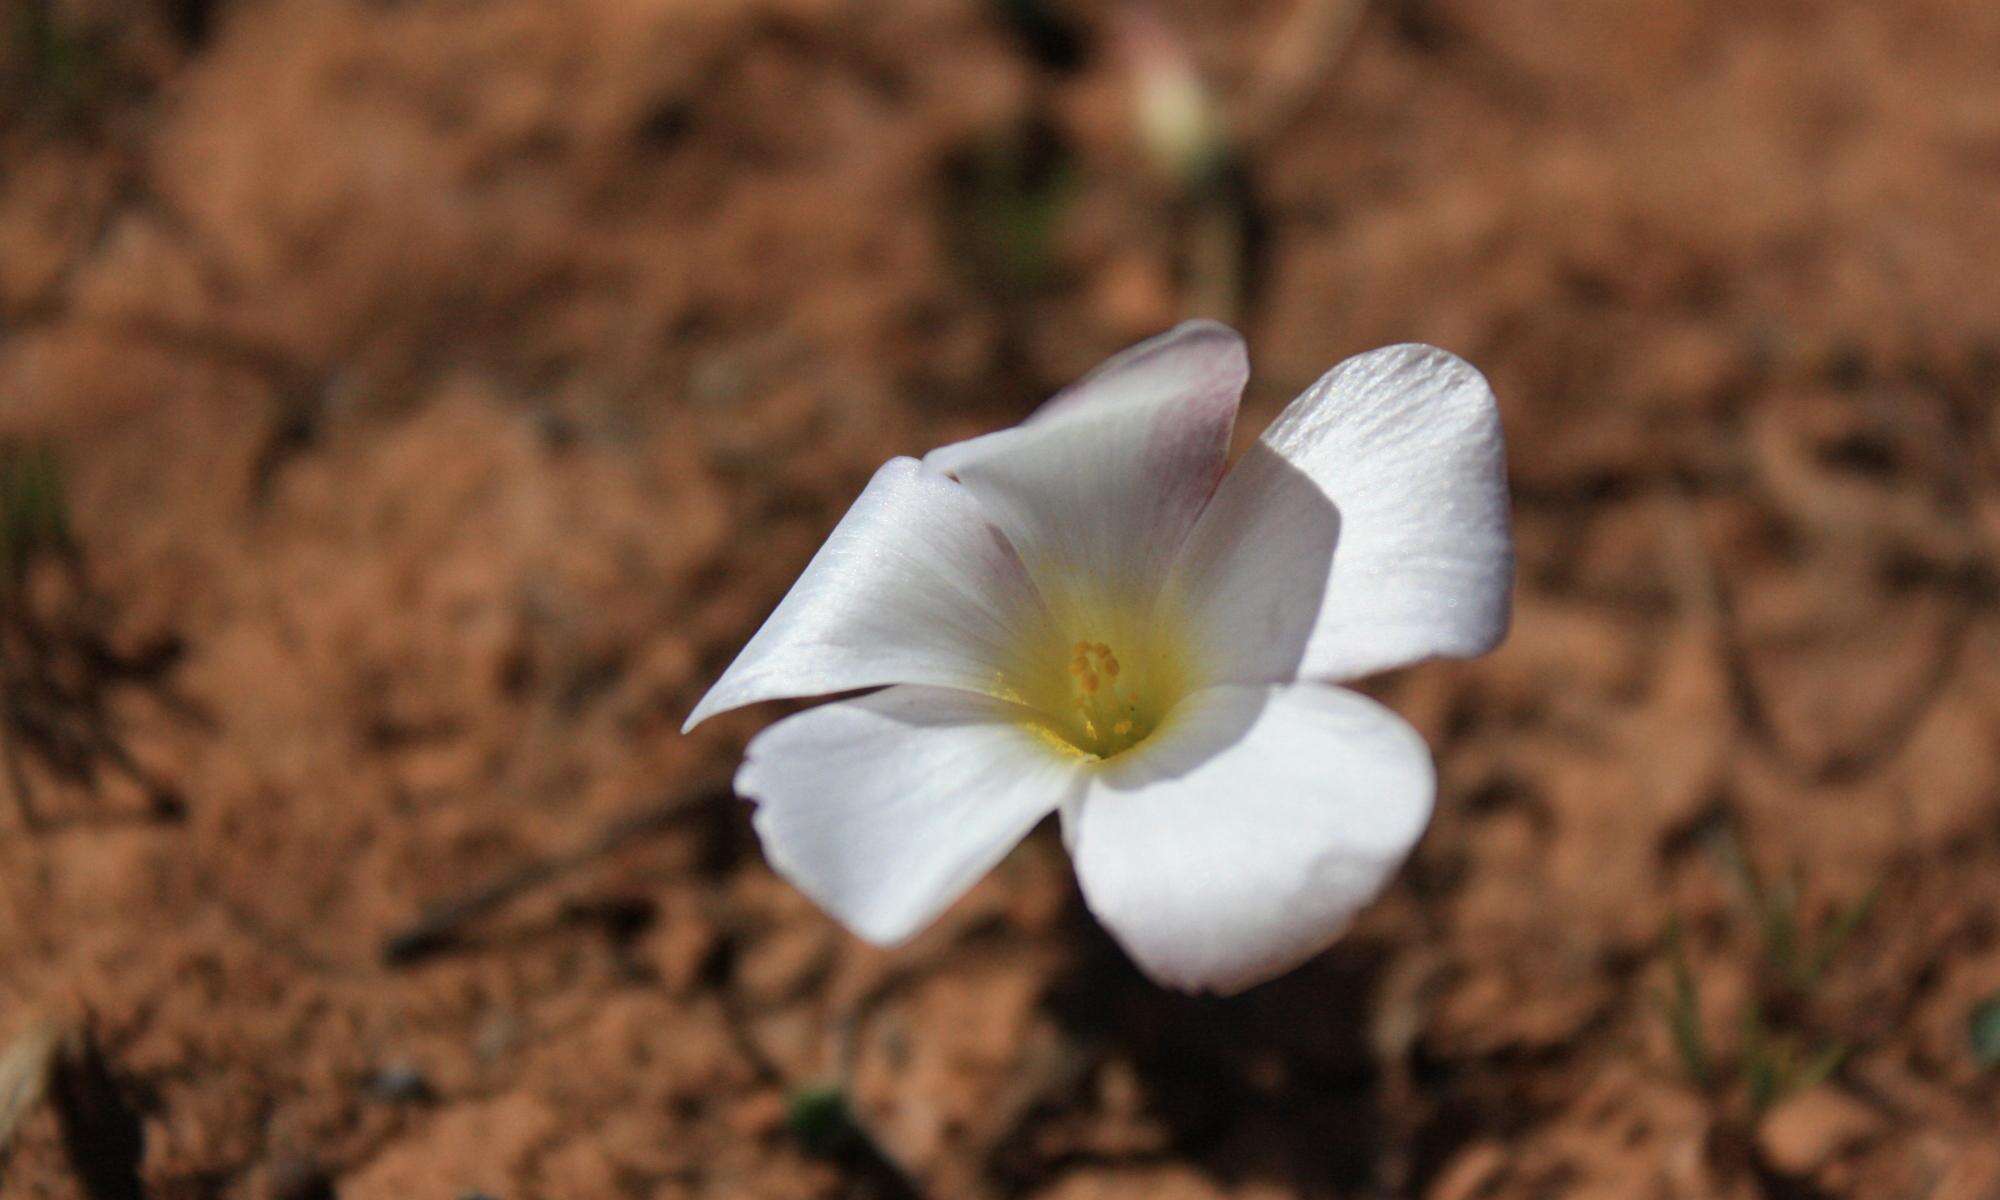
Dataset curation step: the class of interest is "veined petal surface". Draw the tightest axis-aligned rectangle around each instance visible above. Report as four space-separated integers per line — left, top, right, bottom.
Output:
1213 344 1512 683
1160 440 1341 687
923 321 1247 624
1066 683 1435 994
738 686 1085 944
684 457 1059 731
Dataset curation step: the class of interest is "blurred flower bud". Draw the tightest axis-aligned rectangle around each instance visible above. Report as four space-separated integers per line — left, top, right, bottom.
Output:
1117 6 1228 192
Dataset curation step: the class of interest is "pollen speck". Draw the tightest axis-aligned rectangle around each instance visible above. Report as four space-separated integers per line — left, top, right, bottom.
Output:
1051 635 1167 758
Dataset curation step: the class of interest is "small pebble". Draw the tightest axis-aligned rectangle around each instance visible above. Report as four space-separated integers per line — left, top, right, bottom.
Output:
1757 1086 1882 1176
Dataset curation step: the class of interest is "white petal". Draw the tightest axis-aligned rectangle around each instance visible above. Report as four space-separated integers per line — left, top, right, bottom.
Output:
1066 683 1434 994
923 321 1247 620
738 686 1085 944
1160 440 1341 687
684 457 1060 731
1238 344 1512 682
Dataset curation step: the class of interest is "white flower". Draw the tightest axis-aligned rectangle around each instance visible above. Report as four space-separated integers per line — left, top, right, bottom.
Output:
685 322 1512 994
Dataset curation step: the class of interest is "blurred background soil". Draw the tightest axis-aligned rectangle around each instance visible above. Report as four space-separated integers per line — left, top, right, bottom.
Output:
2 0 2000 1196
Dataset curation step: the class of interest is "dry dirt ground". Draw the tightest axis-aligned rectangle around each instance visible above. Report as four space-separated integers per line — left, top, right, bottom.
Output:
3 1 2000 1197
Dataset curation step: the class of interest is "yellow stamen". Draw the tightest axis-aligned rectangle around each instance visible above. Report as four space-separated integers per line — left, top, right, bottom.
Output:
1050 633 1168 759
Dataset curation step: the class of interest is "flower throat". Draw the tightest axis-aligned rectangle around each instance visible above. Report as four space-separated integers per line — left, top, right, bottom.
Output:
1066 641 1154 757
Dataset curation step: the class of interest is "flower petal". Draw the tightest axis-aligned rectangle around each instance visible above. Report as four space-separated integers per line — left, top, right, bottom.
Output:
1066 683 1434 994
1203 343 1512 683
1159 440 1341 687
738 686 1085 944
923 321 1247 620
684 457 1060 731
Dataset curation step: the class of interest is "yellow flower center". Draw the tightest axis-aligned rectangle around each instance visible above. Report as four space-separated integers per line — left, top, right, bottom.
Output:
1021 621 1188 760
1066 640 1152 756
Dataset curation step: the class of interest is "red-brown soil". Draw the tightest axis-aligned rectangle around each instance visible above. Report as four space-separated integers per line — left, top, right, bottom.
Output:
3 1 2000 1196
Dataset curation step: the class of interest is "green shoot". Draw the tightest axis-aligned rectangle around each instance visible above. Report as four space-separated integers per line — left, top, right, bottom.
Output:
1741 999 1778 1115
1791 1039 1850 1096
944 127 1076 297
1805 885 1880 989
785 1082 858 1157
1656 832 1875 1117
6 0 108 126
1712 830 1878 990
0 443 73 596
1654 917 1712 1088
1968 995 2000 1068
